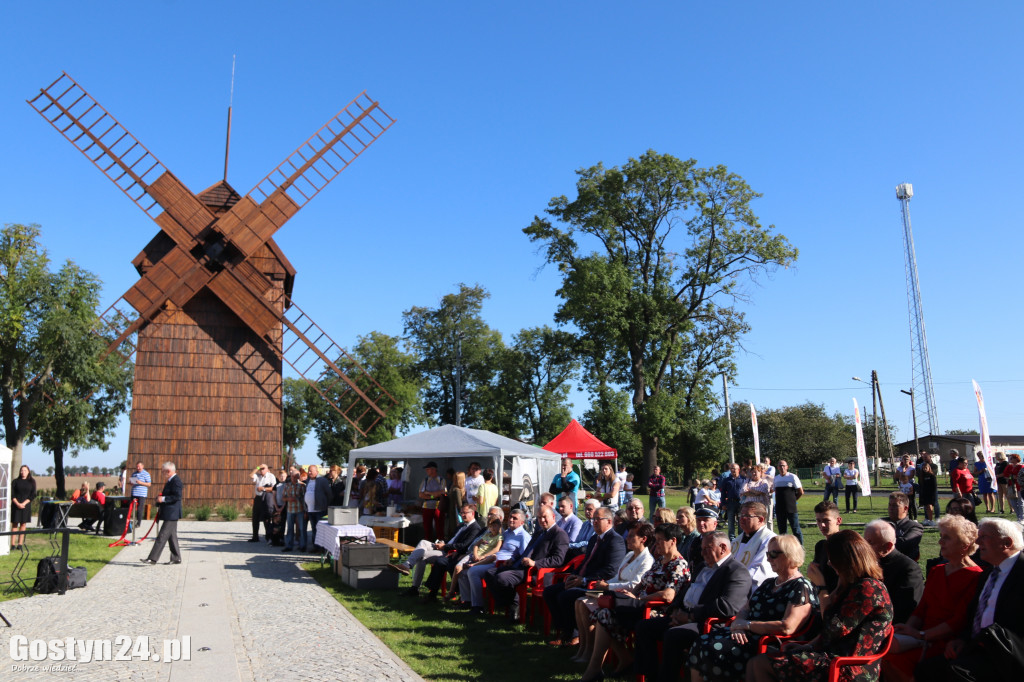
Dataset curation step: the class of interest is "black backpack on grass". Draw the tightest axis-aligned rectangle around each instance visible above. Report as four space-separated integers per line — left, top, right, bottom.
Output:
33 557 63 594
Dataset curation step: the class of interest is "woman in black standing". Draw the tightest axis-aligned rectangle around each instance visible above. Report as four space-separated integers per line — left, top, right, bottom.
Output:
11 465 36 550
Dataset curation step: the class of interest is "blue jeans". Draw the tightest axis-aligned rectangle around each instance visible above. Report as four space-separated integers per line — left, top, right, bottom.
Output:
775 510 803 544
285 511 306 549
725 503 741 539
650 495 666 510
824 483 839 504
306 510 325 547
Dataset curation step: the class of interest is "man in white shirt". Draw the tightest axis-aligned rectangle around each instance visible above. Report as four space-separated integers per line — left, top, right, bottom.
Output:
465 462 484 506
249 464 277 543
731 501 777 594
822 457 841 504
915 517 1024 681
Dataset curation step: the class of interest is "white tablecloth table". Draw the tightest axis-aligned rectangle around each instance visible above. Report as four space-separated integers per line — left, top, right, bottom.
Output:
315 522 376 562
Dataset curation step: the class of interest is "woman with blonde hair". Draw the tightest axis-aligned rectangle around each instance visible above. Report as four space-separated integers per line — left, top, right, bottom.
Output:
690 534 818 682
446 471 467 537
884 515 982 681
741 465 772 508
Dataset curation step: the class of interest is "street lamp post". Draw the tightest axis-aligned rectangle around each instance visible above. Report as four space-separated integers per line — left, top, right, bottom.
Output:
901 387 920 457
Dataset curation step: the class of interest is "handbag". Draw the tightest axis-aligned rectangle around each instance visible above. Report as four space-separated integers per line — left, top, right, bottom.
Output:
596 591 641 610
969 491 982 507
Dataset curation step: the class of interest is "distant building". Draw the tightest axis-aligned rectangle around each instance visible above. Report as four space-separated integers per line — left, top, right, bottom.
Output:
896 434 1024 465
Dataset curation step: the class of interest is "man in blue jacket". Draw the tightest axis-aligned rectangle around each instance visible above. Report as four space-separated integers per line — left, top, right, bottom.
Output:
718 463 746 539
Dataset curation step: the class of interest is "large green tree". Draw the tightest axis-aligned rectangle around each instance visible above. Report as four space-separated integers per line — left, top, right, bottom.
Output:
476 325 579 444
308 331 422 466
403 284 502 428
525 151 798 484
1 223 132 487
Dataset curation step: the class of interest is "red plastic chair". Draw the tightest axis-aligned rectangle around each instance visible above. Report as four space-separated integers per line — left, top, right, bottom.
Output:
535 554 586 635
826 627 893 682
755 610 820 653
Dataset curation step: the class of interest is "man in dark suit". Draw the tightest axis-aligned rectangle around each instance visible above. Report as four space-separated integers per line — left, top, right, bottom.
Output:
865 519 923 624
142 462 183 565
543 506 625 646
487 506 569 620
634 530 752 682
399 502 485 596
422 506 499 599
916 517 1024 681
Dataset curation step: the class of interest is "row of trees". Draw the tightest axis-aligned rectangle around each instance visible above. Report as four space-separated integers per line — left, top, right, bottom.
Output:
290 151 801 486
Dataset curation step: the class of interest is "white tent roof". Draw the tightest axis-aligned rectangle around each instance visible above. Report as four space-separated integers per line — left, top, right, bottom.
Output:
343 425 560 506
350 424 560 460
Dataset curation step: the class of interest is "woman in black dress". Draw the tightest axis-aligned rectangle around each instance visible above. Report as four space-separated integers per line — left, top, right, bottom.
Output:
11 465 36 549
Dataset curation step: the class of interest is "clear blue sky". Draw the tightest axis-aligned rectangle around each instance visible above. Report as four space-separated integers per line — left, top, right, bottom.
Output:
3 3 1022 472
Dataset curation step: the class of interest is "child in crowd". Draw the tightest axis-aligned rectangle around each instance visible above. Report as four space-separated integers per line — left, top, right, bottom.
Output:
623 474 634 502
899 473 917 519
688 478 700 507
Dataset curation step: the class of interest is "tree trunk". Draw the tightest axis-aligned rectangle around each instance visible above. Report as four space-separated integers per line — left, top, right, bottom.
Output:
54 444 66 499
641 434 659 493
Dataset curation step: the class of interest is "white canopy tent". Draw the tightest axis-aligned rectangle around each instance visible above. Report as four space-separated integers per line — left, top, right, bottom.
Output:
344 425 561 512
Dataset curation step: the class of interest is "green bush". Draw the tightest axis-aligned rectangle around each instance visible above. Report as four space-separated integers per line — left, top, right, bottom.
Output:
194 505 212 521
216 503 239 521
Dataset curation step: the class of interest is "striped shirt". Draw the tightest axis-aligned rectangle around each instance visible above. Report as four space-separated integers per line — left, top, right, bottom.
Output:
131 469 151 498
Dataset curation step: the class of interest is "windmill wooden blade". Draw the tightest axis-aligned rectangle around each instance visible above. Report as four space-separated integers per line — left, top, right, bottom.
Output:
219 91 395 259
280 300 396 437
28 73 217 249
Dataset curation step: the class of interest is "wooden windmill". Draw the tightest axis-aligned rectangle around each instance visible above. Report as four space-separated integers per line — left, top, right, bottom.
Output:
28 72 397 507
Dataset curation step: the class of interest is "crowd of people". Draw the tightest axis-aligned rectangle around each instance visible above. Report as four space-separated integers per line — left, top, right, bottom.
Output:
385 455 1024 682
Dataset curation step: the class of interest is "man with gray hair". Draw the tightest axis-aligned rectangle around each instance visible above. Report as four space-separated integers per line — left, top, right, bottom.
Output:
566 498 600 557
864 519 922 623
916 517 1024 681
141 462 183 565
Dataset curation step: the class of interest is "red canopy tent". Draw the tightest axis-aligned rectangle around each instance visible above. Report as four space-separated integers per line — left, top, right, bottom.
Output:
544 419 617 460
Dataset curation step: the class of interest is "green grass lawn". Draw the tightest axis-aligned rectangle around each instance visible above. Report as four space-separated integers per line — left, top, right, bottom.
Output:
0 530 123 603
304 562 581 681
307 488 1014 680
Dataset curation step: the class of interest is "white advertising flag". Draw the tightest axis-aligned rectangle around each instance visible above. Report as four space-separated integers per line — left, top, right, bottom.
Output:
853 398 872 496
751 403 761 465
972 380 997 481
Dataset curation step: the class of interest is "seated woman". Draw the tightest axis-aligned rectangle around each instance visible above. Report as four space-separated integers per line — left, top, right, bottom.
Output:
572 523 656 663
748 529 893 682
689 534 818 682
883 514 982 682
652 507 675 527
453 517 502 604
579 523 691 682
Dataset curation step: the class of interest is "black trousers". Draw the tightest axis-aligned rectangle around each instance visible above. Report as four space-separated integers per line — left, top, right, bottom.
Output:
147 520 180 562
485 566 526 609
251 496 271 540
425 555 456 593
543 582 587 635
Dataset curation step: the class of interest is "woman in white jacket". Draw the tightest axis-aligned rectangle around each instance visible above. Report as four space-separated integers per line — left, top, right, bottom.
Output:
571 523 656 663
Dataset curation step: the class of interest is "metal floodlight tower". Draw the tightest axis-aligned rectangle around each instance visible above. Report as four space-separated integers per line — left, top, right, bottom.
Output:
896 183 940 437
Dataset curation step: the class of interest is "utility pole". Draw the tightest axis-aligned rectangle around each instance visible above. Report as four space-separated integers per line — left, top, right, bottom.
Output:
874 372 897 477
454 334 463 427
723 374 735 465
901 387 920 456
871 370 880 487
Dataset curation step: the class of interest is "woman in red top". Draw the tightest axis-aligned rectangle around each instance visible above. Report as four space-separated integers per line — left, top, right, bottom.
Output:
949 457 974 499
883 514 982 682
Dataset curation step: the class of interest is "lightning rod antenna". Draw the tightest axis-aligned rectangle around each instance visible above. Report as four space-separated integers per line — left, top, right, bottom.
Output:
223 55 236 181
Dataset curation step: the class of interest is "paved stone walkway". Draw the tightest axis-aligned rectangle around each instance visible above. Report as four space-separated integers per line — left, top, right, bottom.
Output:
0 521 423 682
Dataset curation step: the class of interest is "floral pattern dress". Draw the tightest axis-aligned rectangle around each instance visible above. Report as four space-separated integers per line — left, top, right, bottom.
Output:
689 575 819 682
768 577 893 682
592 556 690 642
